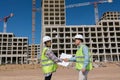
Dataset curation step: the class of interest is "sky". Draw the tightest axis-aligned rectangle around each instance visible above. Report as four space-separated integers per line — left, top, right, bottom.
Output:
0 0 120 44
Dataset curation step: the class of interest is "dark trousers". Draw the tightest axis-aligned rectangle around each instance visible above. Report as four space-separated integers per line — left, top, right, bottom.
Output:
45 74 52 80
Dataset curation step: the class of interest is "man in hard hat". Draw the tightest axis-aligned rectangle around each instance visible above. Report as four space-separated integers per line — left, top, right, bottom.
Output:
64 34 93 80
41 36 62 80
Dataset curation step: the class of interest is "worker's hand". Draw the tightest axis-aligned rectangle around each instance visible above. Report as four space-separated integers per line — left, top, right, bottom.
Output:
62 58 69 62
81 68 86 74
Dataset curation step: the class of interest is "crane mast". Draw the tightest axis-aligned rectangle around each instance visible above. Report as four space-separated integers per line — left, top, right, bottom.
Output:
66 0 113 24
31 0 41 64
32 0 41 64
32 0 36 64
94 3 99 24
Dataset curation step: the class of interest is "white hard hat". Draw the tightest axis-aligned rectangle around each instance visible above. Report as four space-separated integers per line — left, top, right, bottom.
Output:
108 0 112 3
74 34 83 40
43 36 51 43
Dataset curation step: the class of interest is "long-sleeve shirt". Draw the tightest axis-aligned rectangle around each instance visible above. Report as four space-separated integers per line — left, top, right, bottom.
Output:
46 48 62 63
69 44 89 69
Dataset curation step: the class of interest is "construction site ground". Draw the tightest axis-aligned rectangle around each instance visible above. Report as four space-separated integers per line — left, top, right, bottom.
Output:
0 62 120 80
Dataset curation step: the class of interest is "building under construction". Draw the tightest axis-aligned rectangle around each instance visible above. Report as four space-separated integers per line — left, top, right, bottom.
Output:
0 32 40 65
41 0 120 62
0 33 28 64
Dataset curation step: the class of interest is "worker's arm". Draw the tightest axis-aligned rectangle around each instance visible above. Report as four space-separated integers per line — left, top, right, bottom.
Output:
82 46 89 69
46 49 62 63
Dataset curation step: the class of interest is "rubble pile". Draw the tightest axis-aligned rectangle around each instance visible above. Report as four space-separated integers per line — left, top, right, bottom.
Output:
93 62 120 68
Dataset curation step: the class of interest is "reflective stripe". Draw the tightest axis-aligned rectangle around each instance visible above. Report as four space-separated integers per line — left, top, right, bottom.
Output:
42 63 54 66
76 56 92 59
76 56 84 58
41 59 49 62
76 61 91 63
76 61 84 63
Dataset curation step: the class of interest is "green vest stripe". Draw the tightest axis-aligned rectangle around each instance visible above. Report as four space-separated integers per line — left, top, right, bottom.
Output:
76 61 92 63
76 56 84 58
76 56 91 58
42 63 55 66
41 59 49 62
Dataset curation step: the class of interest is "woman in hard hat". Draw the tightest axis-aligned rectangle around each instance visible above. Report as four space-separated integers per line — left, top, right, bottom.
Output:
41 36 62 80
64 34 93 80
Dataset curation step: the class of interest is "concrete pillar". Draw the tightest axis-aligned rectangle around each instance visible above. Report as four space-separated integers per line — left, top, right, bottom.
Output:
5 57 7 64
0 57 1 65
117 54 119 61
111 55 113 62
16 57 18 64
98 55 100 62
23 57 24 64
104 54 107 62
21 57 23 64
11 57 12 64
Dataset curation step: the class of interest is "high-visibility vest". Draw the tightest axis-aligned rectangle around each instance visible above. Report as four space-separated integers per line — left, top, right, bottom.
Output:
75 45 93 71
41 47 57 74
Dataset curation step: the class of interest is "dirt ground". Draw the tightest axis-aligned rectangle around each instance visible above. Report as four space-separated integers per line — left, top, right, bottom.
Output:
0 62 120 80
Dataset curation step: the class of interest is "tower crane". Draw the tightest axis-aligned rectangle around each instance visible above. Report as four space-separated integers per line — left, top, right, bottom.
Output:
66 0 113 24
0 13 14 33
